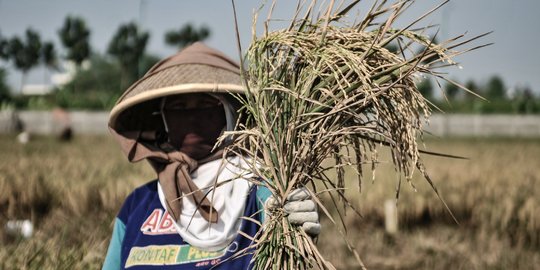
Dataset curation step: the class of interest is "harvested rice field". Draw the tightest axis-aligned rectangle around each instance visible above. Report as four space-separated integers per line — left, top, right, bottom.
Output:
0 135 538 269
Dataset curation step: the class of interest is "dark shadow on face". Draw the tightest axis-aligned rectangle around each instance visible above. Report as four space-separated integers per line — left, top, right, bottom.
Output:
163 94 227 159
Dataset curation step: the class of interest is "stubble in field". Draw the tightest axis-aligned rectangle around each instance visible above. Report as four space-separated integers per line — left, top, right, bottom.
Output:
0 135 538 269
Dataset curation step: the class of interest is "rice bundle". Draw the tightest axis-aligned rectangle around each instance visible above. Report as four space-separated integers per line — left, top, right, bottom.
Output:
227 0 488 269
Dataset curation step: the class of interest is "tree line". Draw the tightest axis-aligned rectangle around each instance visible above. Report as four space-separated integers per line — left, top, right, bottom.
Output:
0 16 210 109
0 18 538 113
386 41 540 114
417 76 539 114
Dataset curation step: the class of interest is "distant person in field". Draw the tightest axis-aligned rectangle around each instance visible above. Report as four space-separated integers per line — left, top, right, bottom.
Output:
103 43 320 270
52 107 72 141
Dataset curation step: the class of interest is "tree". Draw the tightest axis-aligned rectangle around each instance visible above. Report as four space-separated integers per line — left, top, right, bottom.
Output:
485 75 506 100
7 29 42 90
464 79 480 101
41 41 58 84
0 35 9 61
42 42 58 70
54 53 158 109
58 16 91 68
139 54 160 75
417 79 433 100
0 68 11 103
55 54 122 109
165 24 210 49
443 81 460 101
512 85 537 114
108 22 149 89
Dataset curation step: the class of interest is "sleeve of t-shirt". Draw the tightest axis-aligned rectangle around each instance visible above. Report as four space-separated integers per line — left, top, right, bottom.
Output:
102 218 126 270
102 192 135 270
256 185 272 223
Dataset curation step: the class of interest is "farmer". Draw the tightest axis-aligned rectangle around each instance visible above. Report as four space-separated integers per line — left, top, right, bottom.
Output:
103 42 320 270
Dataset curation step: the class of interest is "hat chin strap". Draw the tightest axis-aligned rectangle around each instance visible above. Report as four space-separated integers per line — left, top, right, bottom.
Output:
208 94 238 133
160 97 170 134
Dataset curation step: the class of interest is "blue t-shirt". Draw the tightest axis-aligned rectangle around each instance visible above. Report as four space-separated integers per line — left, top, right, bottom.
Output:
103 180 269 270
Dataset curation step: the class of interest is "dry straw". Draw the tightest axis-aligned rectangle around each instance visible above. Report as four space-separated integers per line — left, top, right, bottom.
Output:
226 0 489 269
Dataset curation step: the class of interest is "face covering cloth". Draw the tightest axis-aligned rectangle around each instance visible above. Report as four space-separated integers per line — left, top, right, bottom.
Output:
157 156 252 251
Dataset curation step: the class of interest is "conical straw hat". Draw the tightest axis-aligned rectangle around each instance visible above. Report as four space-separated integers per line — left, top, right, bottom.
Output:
109 42 245 130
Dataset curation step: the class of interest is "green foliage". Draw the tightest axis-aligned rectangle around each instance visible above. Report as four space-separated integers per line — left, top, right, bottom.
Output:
8 55 122 110
512 86 539 114
7 29 42 74
417 79 433 100
443 81 460 100
10 52 159 110
424 75 540 114
485 75 506 100
433 99 515 114
25 95 56 110
165 24 210 49
0 38 9 60
52 53 159 110
108 22 149 88
464 79 480 101
41 42 58 70
1 29 42 91
58 16 91 67
0 68 11 102
138 54 161 75
54 54 122 109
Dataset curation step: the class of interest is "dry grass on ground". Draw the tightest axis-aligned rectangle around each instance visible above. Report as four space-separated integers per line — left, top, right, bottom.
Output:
0 135 538 269
319 137 540 269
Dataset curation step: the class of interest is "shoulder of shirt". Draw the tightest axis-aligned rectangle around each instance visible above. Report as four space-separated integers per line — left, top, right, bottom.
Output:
124 179 159 203
134 179 158 192
117 179 159 222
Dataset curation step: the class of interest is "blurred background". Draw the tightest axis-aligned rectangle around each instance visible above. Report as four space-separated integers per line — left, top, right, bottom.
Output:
0 0 539 269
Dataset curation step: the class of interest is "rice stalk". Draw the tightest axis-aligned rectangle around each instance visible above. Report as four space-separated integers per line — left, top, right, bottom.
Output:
226 0 488 268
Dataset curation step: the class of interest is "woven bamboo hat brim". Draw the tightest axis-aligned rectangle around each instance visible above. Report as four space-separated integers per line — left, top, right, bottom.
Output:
109 42 245 130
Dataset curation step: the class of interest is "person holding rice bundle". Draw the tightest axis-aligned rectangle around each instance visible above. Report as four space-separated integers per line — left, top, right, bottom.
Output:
103 42 320 270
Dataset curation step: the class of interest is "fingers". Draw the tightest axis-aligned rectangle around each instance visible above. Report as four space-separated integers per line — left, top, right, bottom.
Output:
266 187 313 209
286 188 320 236
284 200 316 212
288 212 318 224
302 222 321 236
287 187 311 201
264 188 321 236
265 197 279 210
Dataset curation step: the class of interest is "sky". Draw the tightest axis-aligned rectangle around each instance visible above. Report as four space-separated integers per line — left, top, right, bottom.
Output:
0 0 539 94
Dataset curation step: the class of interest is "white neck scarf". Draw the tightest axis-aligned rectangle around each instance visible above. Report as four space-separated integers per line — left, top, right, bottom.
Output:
157 156 252 251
